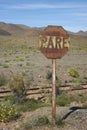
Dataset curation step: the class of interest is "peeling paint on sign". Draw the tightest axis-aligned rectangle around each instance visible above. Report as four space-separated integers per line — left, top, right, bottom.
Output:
39 35 70 49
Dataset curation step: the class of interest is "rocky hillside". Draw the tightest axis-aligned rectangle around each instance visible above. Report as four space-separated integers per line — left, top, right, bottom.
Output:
0 22 25 35
0 21 87 37
0 29 11 35
0 21 87 48
0 22 42 36
75 30 87 36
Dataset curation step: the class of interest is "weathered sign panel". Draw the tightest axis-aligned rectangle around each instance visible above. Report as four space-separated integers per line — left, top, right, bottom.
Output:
39 25 70 59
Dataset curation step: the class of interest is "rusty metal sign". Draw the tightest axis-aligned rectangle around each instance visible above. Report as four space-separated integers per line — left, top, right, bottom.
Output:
39 25 70 59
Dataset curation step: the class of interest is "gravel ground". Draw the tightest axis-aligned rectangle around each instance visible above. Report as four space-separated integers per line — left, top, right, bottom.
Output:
0 107 87 130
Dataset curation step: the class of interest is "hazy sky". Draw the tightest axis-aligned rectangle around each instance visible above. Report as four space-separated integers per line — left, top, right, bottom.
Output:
0 0 87 32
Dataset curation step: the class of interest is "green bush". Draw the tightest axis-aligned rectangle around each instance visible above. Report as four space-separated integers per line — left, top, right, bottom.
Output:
72 78 81 88
68 69 79 78
2 53 8 57
20 122 31 130
82 104 87 109
69 94 87 103
3 63 9 68
0 74 6 87
3 95 15 104
25 73 34 87
56 116 65 127
20 115 49 129
0 101 19 122
9 73 26 103
56 78 61 86
46 70 52 80
17 99 44 112
79 76 87 84
56 94 70 106
31 115 49 126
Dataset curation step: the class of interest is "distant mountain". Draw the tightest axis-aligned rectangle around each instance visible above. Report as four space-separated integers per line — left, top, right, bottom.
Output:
75 30 87 37
0 22 87 49
16 24 31 30
0 21 87 37
0 22 25 35
0 29 11 36
0 22 42 36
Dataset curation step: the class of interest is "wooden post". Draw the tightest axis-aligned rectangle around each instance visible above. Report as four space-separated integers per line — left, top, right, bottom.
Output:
52 59 56 125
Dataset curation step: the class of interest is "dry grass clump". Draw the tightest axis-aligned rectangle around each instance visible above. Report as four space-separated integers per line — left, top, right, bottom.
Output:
9 73 26 103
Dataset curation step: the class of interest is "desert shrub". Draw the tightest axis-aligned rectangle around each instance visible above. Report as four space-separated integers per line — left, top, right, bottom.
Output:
21 115 49 129
68 69 79 78
17 99 44 112
20 122 31 130
25 55 29 58
2 53 8 57
71 78 81 88
0 74 6 87
18 63 23 67
15 56 24 62
56 78 61 86
3 95 15 104
28 46 38 52
56 94 70 106
0 101 19 122
69 93 87 103
24 73 34 87
31 115 49 126
79 76 87 84
46 70 58 81
0 63 2 66
26 62 30 66
46 70 52 80
3 63 9 68
56 116 65 127
82 104 87 109
71 76 87 88
9 74 26 103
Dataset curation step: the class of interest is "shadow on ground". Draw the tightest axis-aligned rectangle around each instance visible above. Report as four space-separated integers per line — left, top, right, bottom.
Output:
62 106 86 120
